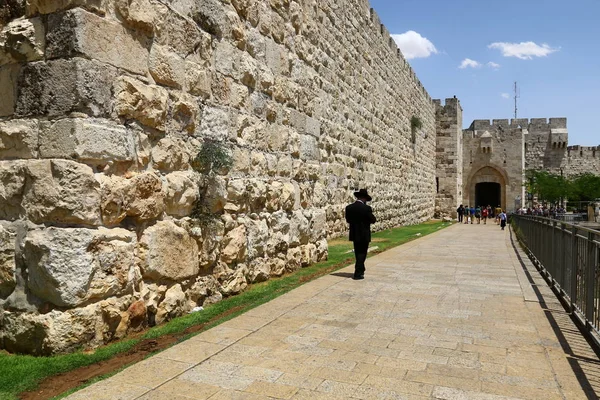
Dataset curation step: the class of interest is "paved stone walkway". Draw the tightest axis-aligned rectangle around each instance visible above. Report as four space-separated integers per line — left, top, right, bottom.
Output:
66 223 600 400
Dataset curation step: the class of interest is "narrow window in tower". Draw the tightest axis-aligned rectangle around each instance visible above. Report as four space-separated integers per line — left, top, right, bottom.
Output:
436 177 439 193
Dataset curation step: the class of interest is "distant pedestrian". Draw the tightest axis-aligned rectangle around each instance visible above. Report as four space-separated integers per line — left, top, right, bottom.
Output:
470 206 475 224
482 207 488 224
457 204 465 223
499 210 507 230
345 189 376 280
475 206 481 224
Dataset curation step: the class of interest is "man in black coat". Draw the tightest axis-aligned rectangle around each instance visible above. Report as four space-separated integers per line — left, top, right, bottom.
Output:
345 189 377 280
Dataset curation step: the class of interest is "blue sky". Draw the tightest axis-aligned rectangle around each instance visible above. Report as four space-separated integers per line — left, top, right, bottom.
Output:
369 0 599 146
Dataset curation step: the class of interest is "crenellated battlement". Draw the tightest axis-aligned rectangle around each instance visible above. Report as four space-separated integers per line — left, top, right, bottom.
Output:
434 97 462 114
468 118 567 132
567 145 600 155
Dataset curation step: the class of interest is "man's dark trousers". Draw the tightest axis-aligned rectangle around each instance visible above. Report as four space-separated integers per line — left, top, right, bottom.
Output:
353 241 369 277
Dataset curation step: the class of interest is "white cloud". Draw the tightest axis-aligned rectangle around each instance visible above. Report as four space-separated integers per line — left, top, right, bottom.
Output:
501 93 510 99
488 41 559 59
391 31 438 60
459 58 482 69
487 62 501 69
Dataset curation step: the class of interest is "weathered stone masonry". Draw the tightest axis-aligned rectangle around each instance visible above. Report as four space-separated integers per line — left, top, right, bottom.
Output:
0 0 437 354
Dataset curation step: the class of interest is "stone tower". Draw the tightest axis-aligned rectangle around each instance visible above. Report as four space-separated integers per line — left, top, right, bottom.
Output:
434 98 463 218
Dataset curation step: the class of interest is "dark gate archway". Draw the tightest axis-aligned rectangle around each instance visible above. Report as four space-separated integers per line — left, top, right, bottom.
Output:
475 182 501 208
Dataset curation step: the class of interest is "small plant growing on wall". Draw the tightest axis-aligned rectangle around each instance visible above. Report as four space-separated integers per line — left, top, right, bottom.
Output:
192 140 233 174
410 115 422 144
191 140 233 222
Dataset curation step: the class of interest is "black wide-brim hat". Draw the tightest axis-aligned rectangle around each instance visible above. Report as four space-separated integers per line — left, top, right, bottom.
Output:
353 189 372 202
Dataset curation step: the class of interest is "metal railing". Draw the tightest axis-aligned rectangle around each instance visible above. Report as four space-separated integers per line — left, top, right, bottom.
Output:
511 215 600 343
554 213 588 223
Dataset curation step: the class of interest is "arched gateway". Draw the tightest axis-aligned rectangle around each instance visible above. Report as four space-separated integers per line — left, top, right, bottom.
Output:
466 166 508 210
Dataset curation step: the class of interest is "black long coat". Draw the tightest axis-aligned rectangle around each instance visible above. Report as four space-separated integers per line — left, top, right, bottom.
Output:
345 201 377 243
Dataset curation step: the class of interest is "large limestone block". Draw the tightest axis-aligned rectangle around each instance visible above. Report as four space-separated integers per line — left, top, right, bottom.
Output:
220 225 246 264
298 134 319 161
0 17 45 66
115 0 157 33
164 171 198 217
309 209 327 241
0 224 16 299
219 265 247 296
39 119 135 165
114 76 169 131
26 0 104 16
46 8 149 75
0 119 39 159
149 45 185 88
23 227 137 307
185 62 211 98
0 64 20 117
139 220 199 281
204 176 227 214
227 178 247 205
22 160 102 225
245 218 268 260
87 228 138 301
191 0 230 38
170 91 199 134
1 304 103 355
289 210 310 246
154 7 211 59
247 258 270 283
43 304 103 354
24 227 96 307
155 284 185 324
198 107 231 140
16 58 117 117
280 181 300 211
0 160 26 219
100 172 165 225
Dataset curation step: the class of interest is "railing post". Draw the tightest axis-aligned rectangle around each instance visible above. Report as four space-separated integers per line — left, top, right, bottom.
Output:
561 223 567 295
585 232 596 325
551 220 556 284
570 226 578 313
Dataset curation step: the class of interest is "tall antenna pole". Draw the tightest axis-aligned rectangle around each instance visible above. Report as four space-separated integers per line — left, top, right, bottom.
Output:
514 81 520 119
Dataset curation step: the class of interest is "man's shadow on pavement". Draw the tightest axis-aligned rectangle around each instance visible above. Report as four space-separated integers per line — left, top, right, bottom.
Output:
330 272 355 278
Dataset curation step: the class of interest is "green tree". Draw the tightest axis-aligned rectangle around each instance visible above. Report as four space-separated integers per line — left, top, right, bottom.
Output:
568 173 600 202
525 169 569 204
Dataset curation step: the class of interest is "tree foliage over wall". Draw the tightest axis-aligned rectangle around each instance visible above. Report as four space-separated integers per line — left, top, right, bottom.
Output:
525 170 600 204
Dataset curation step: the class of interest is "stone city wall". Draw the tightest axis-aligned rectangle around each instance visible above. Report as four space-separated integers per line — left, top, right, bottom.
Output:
563 146 600 177
0 0 436 354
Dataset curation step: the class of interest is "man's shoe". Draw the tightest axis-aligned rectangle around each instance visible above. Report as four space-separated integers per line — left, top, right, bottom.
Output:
353 275 364 280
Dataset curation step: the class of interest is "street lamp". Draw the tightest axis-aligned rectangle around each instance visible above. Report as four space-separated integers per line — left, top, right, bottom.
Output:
560 168 564 209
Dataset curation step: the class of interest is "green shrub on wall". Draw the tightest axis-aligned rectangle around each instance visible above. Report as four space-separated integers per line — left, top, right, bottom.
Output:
410 116 422 145
191 140 233 175
191 140 233 221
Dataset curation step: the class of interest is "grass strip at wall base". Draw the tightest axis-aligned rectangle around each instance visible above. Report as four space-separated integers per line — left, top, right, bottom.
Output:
0 220 451 400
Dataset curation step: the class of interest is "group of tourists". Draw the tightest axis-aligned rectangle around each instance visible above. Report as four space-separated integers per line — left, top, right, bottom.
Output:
456 204 507 230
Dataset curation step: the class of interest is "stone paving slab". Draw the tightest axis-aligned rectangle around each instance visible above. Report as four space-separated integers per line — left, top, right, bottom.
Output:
65 223 599 400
